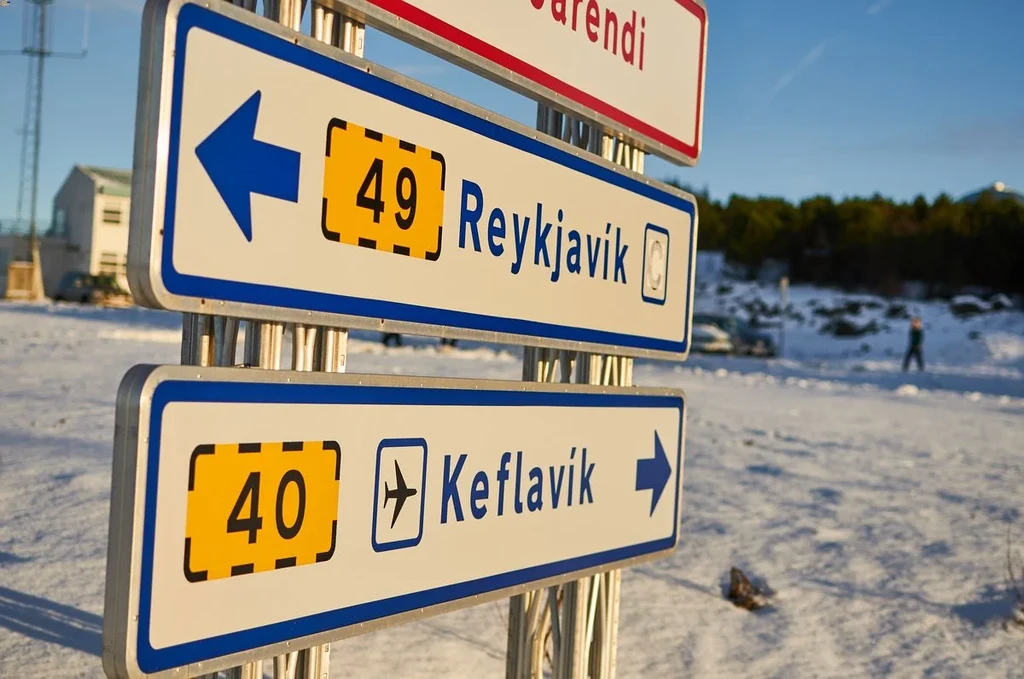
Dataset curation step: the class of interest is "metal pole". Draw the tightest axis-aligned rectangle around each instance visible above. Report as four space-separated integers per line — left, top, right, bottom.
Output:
287 5 360 675
3 0 87 297
21 0 51 299
778 275 788 359
506 112 637 679
15 64 33 229
28 0 47 253
194 2 358 677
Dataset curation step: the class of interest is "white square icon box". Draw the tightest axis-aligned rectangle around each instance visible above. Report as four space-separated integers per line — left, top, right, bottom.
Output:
372 438 428 553
642 224 669 305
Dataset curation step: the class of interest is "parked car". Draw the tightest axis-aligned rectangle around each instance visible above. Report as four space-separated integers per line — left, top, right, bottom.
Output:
691 320 734 354
53 272 132 307
380 333 458 349
693 313 777 357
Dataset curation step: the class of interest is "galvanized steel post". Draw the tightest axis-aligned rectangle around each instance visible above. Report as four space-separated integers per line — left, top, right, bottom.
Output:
185 1 362 677
506 109 642 679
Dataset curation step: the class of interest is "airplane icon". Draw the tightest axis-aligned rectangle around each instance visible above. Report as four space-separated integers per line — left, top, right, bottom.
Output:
372 437 427 552
383 459 418 529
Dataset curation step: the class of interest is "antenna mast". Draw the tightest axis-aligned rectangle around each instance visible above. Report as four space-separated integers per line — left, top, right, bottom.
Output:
2 0 88 299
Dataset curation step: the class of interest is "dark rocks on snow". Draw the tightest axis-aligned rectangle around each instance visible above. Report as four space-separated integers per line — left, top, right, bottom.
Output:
885 303 910 320
726 567 770 611
819 317 881 338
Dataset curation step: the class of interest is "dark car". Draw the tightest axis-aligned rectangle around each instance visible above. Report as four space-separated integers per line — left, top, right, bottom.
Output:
53 272 132 307
692 313 777 357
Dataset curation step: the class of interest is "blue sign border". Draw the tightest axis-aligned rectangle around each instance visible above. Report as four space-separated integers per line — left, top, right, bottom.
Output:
161 3 695 356
136 379 684 672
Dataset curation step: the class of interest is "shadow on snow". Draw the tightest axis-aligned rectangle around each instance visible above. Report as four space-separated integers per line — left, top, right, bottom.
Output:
0 586 101 657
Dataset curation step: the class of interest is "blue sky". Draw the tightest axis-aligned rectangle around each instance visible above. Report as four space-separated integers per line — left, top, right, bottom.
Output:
0 0 1022 226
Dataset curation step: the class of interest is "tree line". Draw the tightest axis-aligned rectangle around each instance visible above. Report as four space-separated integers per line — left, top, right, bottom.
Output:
666 180 1024 296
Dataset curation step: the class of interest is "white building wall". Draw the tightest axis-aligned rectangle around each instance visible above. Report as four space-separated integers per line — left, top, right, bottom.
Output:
91 194 131 289
42 166 135 297
52 168 97 275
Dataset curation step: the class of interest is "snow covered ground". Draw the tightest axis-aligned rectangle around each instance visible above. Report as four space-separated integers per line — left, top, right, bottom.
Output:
693 280 1024 400
1 299 1023 678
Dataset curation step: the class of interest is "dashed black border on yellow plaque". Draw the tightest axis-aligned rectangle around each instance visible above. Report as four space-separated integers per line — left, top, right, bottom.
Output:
183 441 340 584
321 117 445 261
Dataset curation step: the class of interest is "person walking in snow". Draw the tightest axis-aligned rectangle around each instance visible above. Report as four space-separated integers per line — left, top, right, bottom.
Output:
902 316 924 371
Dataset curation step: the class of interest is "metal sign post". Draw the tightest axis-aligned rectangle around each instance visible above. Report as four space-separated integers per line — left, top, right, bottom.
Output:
507 105 647 679
779 275 788 359
125 1 363 677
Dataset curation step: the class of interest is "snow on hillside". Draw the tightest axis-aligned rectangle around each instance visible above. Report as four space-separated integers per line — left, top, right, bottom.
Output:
0 299 1023 678
692 280 1024 399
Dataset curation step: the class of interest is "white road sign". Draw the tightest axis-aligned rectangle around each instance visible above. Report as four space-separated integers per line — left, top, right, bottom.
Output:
329 0 708 166
103 365 687 678
130 0 699 361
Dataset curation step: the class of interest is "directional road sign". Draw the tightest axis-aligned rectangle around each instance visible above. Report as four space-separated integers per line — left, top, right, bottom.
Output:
325 0 708 166
129 0 699 361
103 365 686 678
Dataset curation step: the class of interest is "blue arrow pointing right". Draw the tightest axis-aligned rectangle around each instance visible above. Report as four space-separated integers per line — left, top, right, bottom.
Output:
194 90 301 242
636 431 672 517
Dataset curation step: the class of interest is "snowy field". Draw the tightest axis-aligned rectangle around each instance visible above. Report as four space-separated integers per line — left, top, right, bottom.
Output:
1 295 1023 678
694 280 1024 401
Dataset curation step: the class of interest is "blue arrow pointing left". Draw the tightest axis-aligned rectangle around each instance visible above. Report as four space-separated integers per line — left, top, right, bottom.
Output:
194 90 301 242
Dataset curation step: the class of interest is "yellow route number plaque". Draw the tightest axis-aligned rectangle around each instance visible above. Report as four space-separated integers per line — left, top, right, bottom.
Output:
184 440 341 583
322 118 446 261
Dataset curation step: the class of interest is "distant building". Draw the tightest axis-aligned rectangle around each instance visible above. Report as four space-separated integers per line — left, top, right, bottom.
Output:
959 181 1024 206
0 165 132 298
50 165 132 288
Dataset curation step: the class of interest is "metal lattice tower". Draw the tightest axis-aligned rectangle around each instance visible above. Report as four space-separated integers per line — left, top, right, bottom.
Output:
15 0 51 239
2 0 86 275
